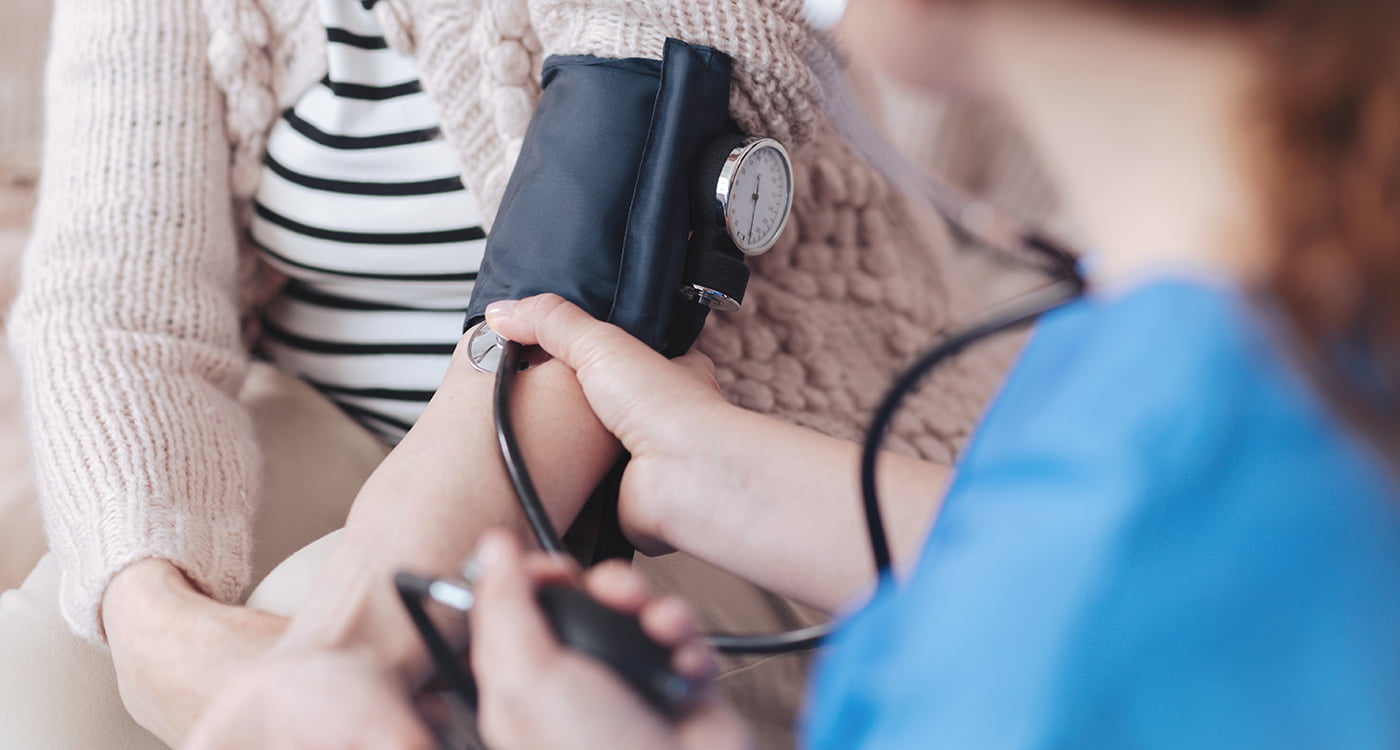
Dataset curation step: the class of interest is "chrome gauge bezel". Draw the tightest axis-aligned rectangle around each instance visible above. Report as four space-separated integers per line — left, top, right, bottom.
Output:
714 136 795 257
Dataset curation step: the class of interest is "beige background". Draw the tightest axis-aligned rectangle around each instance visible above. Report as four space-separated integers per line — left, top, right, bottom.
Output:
0 1 47 154
0 0 48 590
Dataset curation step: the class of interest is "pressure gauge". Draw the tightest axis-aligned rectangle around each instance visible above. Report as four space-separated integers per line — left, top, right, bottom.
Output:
712 137 794 256
679 134 795 317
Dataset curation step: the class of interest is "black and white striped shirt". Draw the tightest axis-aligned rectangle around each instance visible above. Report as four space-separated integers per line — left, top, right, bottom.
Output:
252 0 484 444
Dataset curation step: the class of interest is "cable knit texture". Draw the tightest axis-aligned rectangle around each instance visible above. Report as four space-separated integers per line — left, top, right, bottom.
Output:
11 0 259 641
12 0 1052 642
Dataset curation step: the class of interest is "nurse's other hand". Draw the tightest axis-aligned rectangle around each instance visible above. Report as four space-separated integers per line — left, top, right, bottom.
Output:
486 294 735 554
470 531 752 750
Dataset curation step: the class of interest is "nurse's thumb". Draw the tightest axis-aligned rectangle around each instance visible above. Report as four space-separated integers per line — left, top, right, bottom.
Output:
486 293 647 377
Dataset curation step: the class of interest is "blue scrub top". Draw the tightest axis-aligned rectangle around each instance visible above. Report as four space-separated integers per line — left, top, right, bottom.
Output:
805 279 1400 749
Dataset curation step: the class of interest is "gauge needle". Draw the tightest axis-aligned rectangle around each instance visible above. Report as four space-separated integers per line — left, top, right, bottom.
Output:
749 175 761 237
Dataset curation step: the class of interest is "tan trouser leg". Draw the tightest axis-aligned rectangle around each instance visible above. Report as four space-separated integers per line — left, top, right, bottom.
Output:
0 332 42 591
0 556 165 749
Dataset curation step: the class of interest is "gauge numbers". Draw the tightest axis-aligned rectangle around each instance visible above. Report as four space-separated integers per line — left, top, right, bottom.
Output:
720 139 794 256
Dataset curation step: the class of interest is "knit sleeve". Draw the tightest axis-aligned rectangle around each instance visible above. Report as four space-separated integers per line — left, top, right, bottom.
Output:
527 0 819 147
7 0 261 642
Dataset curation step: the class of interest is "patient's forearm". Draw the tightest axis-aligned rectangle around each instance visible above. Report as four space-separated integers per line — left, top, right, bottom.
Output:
277 350 619 684
654 405 948 614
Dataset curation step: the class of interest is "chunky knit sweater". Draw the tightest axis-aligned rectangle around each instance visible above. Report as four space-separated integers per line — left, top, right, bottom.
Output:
11 0 1052 641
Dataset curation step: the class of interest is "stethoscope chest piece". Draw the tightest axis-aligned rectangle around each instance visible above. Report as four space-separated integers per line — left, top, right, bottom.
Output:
466 321 508 374
681 283 742 312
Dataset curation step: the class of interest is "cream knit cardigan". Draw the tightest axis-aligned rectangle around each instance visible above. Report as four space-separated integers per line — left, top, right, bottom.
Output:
11 0 1050 641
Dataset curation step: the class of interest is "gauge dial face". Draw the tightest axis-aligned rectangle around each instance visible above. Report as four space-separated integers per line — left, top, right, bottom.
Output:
723 142 793 255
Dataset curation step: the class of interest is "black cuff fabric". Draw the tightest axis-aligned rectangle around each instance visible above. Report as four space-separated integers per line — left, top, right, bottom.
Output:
464 38 739 355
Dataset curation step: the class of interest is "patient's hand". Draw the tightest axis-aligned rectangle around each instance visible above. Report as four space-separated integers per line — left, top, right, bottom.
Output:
103 559 287 746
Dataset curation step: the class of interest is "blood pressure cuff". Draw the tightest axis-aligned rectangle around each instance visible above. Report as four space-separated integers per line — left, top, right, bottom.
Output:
463 38 740 355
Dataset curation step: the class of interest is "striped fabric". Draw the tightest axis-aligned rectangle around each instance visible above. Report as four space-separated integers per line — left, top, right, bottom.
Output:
252 0 484 443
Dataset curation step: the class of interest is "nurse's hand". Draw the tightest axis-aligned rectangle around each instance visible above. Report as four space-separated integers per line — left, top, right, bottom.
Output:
485 295 737 555
469 531 752 750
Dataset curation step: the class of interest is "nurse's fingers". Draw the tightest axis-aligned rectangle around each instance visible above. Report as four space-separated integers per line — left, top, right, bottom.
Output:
486 294 728 456
485 295 706 432
578 562 715 684
578 560 651 615
468 530 562 680
485 294 660 380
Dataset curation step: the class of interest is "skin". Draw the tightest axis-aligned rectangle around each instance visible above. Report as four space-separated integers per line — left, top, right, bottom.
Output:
182 1 1273 747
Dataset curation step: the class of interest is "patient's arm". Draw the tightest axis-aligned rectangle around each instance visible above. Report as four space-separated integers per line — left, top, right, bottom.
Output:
275 342 619 685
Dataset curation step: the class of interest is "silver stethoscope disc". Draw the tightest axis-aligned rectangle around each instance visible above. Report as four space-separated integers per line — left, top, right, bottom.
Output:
466 322 507 374
681 283 742 312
